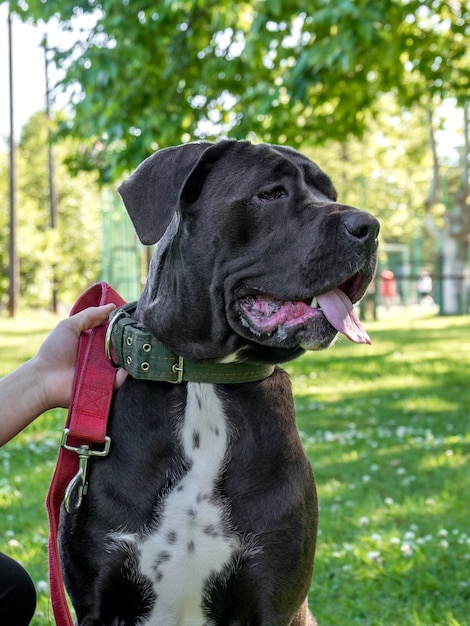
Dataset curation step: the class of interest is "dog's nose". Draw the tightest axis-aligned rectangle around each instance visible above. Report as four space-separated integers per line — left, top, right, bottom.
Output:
344 211 380 247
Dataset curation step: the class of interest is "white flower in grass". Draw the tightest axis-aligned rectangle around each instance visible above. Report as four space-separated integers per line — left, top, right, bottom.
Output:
400 543 414 557
362 474 371 483
396 426 407 438
8 539 20 548
439 539 449 549
36 580 49 595
384 497 394 506
370 533 382 542
390 537 401 546
367 550 381 563
438 529 448 537
358 516 370 527
417 534 432 545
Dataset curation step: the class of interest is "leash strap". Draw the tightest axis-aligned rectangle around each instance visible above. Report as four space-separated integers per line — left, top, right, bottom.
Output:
46 282 126 626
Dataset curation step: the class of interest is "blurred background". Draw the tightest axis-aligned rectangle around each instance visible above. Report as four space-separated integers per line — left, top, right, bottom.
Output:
0 1 469 314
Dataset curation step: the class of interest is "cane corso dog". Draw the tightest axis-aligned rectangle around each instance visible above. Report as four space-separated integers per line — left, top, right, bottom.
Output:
59 140 379 625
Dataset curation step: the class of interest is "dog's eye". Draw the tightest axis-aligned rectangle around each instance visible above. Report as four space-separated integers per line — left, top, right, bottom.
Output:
256 186 286 202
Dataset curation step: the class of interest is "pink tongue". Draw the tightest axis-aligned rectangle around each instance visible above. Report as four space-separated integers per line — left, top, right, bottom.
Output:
317 288 371 344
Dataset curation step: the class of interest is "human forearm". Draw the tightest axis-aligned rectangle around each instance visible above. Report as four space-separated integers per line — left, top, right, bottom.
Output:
0 357 50 446
0 304 121 447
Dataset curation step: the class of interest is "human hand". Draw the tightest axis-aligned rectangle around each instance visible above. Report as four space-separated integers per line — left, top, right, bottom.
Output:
34 304 127 411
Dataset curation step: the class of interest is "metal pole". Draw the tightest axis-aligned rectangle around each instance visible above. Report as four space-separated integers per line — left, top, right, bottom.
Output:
44 38 59 312
8 8 19 317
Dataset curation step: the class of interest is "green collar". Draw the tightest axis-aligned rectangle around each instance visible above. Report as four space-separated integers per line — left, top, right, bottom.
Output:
105 303 275 384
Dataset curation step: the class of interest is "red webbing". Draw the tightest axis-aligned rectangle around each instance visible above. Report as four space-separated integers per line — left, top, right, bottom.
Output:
45 282 125 625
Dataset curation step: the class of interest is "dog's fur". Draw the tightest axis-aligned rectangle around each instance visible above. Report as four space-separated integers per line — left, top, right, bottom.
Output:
59 140 379 625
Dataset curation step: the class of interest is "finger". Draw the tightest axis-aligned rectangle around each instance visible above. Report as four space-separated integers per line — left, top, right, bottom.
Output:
71 304 117 333
114 369 128 390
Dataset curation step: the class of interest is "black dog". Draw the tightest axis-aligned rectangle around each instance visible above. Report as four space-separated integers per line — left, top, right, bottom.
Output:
59 140 379 625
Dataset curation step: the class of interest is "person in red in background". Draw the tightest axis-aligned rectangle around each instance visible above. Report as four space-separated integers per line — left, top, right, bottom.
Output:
0 304 126 625
380 269 397 309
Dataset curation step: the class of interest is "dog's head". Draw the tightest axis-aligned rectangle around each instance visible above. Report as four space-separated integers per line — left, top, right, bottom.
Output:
118 140 379 364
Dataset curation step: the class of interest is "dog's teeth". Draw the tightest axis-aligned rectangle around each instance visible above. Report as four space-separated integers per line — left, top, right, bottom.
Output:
310 297 318 308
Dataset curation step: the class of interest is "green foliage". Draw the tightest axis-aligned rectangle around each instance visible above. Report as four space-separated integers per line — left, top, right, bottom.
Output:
2 0 467 311
306 96 436 252
0 311 468 624
0 112 102 309
5 0 469 181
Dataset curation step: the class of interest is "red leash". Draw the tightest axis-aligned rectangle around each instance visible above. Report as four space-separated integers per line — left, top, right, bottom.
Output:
46 282 125 625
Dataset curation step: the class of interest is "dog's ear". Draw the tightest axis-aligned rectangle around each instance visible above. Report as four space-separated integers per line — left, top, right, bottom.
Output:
118 140 235 245
118 142 212 245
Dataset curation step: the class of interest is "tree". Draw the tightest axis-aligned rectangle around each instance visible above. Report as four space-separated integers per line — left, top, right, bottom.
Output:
0 111 102 309
423 103 470 313
5 0 470 312
6 1 467 169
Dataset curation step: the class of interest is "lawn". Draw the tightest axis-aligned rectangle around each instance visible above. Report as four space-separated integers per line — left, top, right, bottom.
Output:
1 309 469 625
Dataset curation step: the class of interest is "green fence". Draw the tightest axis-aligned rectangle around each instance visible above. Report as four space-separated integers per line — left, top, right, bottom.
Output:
101 197 469 315
101 190 149 302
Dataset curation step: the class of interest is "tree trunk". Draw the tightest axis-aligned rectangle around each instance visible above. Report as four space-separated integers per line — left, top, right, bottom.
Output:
425 104 469 315
440 228 468 315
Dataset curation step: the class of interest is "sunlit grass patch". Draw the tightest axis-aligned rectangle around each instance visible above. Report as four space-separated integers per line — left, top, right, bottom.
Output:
289 312 469 626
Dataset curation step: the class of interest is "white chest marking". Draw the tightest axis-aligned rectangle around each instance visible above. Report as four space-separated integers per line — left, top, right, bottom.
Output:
113 383 239 626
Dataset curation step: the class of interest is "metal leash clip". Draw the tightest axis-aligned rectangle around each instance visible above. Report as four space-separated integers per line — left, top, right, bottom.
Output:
61 428 111 514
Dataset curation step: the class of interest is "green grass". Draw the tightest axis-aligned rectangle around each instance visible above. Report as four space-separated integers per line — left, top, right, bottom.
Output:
1 309 469 625
0 312 67 624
